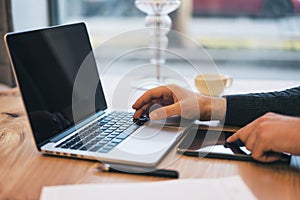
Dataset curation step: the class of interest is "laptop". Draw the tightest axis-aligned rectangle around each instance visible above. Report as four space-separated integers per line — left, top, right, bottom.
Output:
5 22 191 167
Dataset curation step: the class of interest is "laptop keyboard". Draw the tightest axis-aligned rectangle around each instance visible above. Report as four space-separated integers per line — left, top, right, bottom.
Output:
55 112 139 153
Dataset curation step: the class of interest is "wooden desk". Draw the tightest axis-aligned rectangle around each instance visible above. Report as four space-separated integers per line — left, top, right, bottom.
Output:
1 82 300 200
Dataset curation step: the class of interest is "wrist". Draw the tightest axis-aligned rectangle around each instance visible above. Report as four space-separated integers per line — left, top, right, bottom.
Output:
200 96 226 121
212 97 227 120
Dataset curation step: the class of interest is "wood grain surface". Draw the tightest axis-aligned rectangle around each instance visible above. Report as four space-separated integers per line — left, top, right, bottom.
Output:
1 88 300 200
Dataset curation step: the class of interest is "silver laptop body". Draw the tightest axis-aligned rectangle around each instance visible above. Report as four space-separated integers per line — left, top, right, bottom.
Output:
5 23 191 167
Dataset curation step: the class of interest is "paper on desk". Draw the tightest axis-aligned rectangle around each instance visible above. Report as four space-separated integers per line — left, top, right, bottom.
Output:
40 176 256 200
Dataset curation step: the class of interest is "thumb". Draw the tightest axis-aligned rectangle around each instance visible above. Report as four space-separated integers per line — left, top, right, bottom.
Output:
149 103 181 121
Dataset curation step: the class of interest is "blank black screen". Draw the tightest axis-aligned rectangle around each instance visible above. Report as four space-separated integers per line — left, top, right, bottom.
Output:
6 23 107 148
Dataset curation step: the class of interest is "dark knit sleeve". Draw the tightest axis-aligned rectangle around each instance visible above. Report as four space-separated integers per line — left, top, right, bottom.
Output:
224 86 300 127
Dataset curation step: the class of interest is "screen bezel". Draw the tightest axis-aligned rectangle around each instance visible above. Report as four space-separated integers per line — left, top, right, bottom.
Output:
5 23 107 149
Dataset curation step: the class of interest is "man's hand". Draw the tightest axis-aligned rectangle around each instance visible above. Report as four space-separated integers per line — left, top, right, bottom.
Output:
132 84 226 121
227 112 300 162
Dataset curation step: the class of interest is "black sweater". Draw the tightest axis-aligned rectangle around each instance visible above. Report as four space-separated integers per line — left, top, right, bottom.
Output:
224 86 300 127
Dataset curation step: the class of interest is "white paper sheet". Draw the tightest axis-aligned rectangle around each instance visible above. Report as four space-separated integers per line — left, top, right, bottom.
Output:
40 176 256 200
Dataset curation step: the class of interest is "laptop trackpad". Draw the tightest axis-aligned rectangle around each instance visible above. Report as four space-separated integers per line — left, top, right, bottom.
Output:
117 125 182 155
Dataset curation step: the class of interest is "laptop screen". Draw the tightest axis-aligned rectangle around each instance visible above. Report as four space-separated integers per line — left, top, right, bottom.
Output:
6 23 107 148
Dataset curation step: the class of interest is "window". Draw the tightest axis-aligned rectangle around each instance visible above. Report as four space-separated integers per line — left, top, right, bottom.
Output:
52 0 300 80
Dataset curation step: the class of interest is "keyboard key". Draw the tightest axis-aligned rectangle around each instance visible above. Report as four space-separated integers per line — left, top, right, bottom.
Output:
98 148 111 153
79 146 87 151
109 132 120 136
106 144 117 149
90 144 105 152
70 142 84 150
103 137 113 141
115 129 124 133
123 124 139 135
104 129 113 133
116 133 129 139
111 138 123 143
82 142 96 150
98 141 108 146
108 142 118 146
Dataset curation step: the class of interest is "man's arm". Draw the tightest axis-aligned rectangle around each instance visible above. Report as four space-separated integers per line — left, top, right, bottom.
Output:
224 86 300 127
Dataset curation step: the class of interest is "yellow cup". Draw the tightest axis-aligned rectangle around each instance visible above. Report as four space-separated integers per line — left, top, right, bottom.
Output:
195 74 233 96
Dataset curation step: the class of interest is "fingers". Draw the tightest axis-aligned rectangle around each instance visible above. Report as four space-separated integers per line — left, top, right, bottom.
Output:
243 132 257 152
149 102 181 120
226 131 240 143
251 143 282 163
259 153 282 163
132 85 176 119
226 126 257 152
227 128 281 162
133 101 181 121
226 117 259 143
226 126 249 143
133 97 175 119
132 86 171 110
133 102 153 119
226 113 283 163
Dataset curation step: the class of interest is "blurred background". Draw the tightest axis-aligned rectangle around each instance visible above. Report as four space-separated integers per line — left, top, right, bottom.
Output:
4 0 300 86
